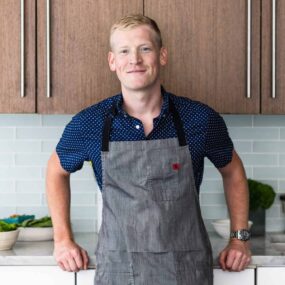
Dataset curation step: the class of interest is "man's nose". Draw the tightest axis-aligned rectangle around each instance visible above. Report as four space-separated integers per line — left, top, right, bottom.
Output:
129 51 142 64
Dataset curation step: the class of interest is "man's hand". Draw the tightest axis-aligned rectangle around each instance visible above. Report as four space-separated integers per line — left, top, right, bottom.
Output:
54 239 89 272
219 239 251 271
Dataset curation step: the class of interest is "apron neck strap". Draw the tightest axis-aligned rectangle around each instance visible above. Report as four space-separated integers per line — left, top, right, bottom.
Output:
101 97 187 152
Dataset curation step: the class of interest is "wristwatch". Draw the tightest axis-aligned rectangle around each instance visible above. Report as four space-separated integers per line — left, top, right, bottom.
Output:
230 229 251 241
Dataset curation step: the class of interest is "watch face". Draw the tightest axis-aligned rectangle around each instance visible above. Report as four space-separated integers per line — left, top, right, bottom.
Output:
238 230 251 241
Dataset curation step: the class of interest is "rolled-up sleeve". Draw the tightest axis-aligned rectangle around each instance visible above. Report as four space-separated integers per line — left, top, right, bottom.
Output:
56 113 88 173
205 110 233 168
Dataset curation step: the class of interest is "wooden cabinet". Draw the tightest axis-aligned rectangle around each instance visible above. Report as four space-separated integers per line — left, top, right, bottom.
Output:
214 269 255 285
0 266 74 285
37 0 142 113
0 0 36 113
262 0 285 114
257 267 285 285
1 1 285 114
145 0 261 114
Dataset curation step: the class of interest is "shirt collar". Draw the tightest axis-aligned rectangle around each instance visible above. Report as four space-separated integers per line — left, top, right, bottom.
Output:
115 86 170 117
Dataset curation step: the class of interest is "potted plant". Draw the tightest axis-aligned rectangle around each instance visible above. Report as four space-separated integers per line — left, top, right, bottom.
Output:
248 179 276 236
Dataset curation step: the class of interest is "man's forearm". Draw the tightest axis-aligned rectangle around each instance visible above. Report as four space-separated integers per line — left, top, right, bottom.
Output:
46 151 73 242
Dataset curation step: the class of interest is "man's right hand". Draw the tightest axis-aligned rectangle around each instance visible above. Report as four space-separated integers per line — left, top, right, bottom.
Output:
54 239 89 272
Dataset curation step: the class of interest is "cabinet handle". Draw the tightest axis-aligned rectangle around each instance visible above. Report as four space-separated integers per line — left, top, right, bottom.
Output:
46 0 51 98
20 0 25 98
247 0 251 99
272 0 276 99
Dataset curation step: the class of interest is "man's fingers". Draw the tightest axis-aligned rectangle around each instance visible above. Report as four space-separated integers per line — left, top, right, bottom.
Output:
219 250 227 271
81 249 89 270
228 250 242 271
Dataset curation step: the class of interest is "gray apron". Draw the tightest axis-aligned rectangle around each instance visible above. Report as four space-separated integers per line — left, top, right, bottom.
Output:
95 99 213 285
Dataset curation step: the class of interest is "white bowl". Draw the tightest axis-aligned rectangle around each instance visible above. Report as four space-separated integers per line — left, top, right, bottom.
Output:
212 219 253 239
0 229 20 250
18 227 53 242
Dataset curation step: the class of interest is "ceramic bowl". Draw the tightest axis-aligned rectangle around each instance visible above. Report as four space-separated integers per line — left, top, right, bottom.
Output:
212 219 253 239
18 227 53 241
0 229 20 250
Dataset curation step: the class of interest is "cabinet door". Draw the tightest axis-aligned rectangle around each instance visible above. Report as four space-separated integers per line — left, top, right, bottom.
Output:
145 0 261 114
214 269 255 285
37 0 143 114
0 0 36 113
0 266 74 285
77 269 95 284
257 267 285 285
262 0 285 114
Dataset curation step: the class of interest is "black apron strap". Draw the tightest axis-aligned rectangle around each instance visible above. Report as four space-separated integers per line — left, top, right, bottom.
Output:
101 104 117 152
168 98 187 147
101 97 187 151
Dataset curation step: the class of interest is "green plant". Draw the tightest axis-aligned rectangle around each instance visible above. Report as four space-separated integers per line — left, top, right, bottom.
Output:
0 221 18 232
248 179 276 211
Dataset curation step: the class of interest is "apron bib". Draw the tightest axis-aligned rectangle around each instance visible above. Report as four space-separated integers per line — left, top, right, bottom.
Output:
95 99 213 285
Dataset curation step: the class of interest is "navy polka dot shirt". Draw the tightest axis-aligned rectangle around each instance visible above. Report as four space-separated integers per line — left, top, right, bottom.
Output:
56 88 233 193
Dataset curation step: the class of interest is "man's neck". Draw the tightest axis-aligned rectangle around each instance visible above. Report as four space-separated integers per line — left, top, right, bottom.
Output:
121 85 163 119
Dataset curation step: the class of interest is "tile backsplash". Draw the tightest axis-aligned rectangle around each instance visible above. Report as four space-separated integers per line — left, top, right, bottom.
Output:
0 114 285 233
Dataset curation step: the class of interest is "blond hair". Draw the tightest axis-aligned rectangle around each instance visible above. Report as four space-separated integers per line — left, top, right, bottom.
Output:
110 14 162 48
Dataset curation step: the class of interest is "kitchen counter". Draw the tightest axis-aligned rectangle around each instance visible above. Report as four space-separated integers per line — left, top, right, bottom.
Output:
1 232 285 268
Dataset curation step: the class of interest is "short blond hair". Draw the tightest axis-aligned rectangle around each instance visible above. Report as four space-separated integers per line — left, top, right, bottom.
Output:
110 14 163 49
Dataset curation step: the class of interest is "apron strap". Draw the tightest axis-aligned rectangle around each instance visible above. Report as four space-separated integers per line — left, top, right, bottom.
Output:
101 104 117 152
101 97 187 151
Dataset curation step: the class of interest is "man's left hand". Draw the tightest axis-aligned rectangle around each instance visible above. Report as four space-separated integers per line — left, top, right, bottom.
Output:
219 239 251 271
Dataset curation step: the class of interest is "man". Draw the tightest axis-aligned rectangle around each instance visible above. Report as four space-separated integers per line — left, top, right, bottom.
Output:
46 14 251 284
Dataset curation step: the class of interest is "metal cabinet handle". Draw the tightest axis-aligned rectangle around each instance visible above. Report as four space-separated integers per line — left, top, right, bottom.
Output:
272 0 276 99
20 0 25 98
247 0 251 99
47 0 51 98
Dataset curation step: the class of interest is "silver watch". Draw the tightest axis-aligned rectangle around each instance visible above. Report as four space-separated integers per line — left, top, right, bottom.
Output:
230 229 251 241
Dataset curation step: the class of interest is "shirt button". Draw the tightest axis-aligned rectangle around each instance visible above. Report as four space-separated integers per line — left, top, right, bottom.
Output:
135 125 140 129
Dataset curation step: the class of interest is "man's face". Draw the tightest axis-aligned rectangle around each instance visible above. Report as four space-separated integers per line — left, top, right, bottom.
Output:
108 25 167 93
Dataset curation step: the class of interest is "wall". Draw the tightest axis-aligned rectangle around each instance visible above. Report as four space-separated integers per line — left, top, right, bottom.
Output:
0 114 284 233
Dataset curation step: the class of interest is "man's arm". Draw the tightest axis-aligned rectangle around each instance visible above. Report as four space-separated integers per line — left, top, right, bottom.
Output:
46 151 89 272
217 150 251 271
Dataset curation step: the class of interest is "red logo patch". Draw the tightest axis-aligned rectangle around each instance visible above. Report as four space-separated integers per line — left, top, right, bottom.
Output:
172 163 181 170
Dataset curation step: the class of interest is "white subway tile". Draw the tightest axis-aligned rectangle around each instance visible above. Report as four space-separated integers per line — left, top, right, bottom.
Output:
42 193 96 206
71 206 97 219
71 219 96 233
254 115 285 127
0 181 15 192
42 115 72 126
0 167 41 179
266 205 282 218
281 128 285 139
266 217 285 232
0 141 41 153
0 128 15 139
15 180 45 193
0 193 41 206
278 180 285 193
41 141 58 152
232 141 252 153
200 180 224 193
239 153 278 166
16 127 64 140
15 206 51 218
229 127 279 140
253 141 285 153
0 153 14 166
0 115 41 126
70 180 99 192
201 205 228 219
15 153 50 166
200 193 226 205
0 207 17 218
222 115 252 127
253 167 285 179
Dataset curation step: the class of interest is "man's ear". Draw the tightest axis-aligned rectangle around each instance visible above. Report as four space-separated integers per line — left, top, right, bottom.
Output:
108 51 116 71
159 47 168 66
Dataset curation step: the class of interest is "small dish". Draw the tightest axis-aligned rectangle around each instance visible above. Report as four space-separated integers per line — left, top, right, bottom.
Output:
18 227 53 242
0 229 20 250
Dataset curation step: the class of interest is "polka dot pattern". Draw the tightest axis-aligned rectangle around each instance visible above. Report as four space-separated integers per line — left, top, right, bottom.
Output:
56 89 233 192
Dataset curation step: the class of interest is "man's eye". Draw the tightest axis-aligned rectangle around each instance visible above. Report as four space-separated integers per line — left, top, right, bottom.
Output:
141 47 151 52
119 49 129 54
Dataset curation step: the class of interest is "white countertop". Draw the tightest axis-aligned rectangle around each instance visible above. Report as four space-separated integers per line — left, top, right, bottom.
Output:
1 232 285 268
